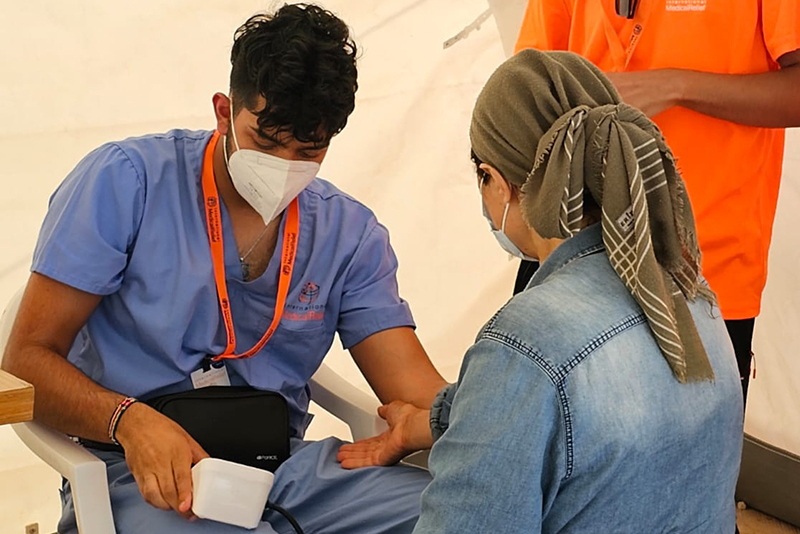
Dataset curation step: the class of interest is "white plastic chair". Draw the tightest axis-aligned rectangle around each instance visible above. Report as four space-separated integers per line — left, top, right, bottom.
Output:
0 287 389 534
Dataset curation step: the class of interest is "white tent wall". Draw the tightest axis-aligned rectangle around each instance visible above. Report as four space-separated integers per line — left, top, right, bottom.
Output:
737 129 800 526
747 130 800 455
487 0 528 57
0 0 797 531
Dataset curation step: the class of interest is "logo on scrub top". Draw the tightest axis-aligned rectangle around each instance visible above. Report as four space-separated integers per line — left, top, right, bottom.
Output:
299 282 320 303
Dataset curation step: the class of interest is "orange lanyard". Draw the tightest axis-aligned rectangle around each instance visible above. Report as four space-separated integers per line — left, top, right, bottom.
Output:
600 0 655 71
201 131 300 361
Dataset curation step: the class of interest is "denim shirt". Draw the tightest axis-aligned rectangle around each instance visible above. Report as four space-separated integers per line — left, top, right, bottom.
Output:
414 225 743 534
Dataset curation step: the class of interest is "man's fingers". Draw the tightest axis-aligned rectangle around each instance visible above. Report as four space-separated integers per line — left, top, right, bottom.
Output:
122 414 208 518
156 464 181 511
173 456 194 514
141 474 171 510
188 436 210 464
179 509 197 521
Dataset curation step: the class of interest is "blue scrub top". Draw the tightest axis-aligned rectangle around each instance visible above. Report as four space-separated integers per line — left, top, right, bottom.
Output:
32 129 414 437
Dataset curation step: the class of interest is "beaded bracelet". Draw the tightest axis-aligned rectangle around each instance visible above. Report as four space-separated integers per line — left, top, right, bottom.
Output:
108 396 139 446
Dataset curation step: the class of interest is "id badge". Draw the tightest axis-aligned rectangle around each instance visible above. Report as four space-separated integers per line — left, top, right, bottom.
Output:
191 358 231 389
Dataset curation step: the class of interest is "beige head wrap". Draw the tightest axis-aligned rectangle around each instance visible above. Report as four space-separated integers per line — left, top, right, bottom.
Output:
471 49 715 383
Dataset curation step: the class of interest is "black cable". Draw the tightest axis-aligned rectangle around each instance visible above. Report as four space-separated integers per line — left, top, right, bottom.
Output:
264 502 305 534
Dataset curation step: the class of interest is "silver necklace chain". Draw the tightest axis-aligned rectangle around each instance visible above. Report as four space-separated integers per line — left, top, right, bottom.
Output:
239 224 270 263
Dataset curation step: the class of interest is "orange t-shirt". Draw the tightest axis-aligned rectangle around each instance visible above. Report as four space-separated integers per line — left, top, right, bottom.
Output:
516 0 800 319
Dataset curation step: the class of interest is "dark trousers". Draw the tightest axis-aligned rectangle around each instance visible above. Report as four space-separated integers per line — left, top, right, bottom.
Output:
725 318 755 408
723 320 755 534
514 261 755 405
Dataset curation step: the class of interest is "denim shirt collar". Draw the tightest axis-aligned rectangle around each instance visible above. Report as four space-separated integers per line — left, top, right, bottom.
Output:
528 223 605 291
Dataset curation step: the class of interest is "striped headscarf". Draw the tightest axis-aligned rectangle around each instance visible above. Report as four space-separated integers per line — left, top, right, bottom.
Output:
471 49 715 383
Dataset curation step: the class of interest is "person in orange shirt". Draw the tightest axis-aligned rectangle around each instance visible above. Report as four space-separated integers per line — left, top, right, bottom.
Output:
514 0 800 406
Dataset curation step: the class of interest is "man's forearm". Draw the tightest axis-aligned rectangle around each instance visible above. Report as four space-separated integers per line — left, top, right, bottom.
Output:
350 327 448 410
403 375 449 410
3 345 124 442
675 64 800 128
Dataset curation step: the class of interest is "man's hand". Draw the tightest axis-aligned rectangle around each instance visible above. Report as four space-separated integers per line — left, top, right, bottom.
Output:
337 401 433 469
606 69 684 118
607 51 800 128
115 403 209 520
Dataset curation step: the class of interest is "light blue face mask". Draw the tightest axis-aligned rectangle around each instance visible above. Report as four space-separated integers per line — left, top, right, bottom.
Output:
483 201 538 262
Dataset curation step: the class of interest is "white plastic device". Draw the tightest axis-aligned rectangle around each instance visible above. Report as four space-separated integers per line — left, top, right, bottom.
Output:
191 458 274 529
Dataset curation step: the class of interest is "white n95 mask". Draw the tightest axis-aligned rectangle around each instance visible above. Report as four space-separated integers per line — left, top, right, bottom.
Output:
483 201 538 262
224 103 320 225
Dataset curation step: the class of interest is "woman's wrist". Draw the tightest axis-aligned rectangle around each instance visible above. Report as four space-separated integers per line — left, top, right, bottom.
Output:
429 383 456 442
403 407 434 451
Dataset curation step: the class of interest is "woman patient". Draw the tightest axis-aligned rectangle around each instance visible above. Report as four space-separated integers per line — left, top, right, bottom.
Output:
338 49 743 533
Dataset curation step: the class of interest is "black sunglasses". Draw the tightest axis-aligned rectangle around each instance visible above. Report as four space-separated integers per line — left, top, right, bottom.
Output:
615 0 640 18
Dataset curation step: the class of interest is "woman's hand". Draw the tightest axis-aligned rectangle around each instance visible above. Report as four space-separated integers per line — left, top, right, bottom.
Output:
336 401 433 469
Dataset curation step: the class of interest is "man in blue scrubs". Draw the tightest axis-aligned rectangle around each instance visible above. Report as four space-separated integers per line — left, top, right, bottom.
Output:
2 5 445 533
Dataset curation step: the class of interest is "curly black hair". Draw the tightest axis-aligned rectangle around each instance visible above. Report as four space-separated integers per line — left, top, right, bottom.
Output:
229 4 358 144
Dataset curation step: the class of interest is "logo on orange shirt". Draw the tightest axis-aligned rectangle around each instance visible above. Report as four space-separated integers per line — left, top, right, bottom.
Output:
666 0 706 11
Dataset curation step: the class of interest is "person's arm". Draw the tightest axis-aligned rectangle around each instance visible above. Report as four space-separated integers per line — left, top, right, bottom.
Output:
413 339 565 534
350 327 446 409
340 338 566 532
337 220 446 409
2 274 207 518
7 143 208 519
606 49 800 127
3 274 109 439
